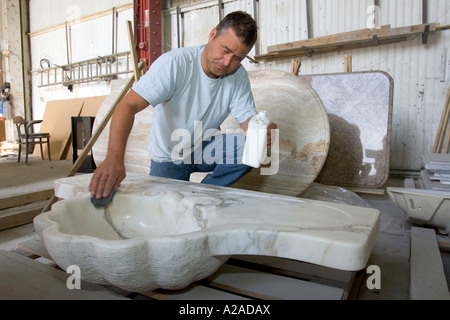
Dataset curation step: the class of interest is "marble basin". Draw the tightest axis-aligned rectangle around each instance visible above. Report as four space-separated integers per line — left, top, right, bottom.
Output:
34 174 380 292
387 187 450 234
91 70 330 197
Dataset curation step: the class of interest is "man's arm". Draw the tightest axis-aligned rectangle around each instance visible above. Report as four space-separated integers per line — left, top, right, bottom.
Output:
89 89 149 199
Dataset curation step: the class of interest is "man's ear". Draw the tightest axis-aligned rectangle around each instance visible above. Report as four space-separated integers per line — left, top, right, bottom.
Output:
209 28 217 42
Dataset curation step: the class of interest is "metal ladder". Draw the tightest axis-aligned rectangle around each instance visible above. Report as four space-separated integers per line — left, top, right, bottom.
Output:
32 51 134 88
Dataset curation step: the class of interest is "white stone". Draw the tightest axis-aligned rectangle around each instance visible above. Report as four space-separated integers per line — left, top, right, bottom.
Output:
34 173 380 292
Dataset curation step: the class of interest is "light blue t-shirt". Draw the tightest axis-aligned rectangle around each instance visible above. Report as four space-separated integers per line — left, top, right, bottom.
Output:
132 45 257 162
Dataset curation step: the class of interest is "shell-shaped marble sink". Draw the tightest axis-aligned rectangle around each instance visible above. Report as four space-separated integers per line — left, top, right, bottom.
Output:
34 174 380 293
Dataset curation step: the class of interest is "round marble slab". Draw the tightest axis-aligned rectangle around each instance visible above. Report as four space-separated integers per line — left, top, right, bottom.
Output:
226 70 330 196
92 70 330 197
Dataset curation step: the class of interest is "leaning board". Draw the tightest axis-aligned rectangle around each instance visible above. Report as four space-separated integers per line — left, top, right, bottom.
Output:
34 96 107 160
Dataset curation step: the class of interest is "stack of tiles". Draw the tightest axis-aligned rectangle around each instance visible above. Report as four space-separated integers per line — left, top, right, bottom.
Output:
420 152 450 191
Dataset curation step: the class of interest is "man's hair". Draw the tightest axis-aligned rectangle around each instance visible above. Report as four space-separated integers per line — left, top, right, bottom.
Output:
215 11 258 48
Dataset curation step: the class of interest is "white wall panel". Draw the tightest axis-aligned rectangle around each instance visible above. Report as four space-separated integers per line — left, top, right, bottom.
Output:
29 0 132 32
30 8 133 68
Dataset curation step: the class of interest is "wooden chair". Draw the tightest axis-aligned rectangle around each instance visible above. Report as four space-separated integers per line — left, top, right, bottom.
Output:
13 116 51 164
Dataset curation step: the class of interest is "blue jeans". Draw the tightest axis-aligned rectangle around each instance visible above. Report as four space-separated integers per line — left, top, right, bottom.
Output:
150 133 252 187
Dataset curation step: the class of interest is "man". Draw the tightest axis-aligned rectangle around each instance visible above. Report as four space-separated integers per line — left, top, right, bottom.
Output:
89 11 276 200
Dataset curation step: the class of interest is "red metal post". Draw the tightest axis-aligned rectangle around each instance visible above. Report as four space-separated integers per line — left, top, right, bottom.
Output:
134 0 161 70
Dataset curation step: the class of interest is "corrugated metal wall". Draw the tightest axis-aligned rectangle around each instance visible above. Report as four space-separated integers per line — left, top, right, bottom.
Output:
164 0 450 171
29 0 132 31
28 0 133 123
28 0 450 171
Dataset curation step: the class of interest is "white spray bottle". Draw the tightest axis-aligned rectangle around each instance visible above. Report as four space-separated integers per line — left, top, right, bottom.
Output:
242 111 272 168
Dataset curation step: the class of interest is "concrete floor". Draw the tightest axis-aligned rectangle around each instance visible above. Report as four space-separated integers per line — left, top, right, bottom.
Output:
1 155 449 300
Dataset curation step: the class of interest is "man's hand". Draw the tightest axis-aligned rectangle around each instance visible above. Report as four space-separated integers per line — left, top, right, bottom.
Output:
240 116 278 148
88 89 149 199
89 158 126 199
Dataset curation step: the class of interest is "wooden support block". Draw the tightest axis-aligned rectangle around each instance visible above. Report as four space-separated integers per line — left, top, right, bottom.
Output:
347 187 385 195
0 201 46 231
0 189 53 210
410 227 450 300
345 55 352 72
433 88 450 153
205 264 345 300
290 59 301 75
0 251 129 300
18 238 53 261
443 89 450 154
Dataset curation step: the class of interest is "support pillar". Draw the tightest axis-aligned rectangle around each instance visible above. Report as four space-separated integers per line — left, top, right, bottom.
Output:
134 0 162 70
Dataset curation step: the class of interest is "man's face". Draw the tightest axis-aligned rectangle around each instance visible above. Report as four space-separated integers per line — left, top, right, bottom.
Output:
201 27 251 79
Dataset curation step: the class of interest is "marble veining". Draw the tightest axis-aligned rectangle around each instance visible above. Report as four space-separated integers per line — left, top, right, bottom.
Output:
34 173 380 292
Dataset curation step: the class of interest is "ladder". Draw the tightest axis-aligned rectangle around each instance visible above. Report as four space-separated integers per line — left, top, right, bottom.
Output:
32 51 134 88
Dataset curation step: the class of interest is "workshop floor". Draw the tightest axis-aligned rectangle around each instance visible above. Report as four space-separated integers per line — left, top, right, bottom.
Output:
0 155 449 300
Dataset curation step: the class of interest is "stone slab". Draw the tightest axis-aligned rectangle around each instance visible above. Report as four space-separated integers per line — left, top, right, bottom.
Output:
300 71 393 189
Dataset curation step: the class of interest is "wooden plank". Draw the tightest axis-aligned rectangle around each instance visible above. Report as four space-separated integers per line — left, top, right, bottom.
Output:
255 23 450 62
267 23 436 53
79 96 108 116
443 92 450 154
143 283 251 300
205 264 344 300
0 120 5 142
0 189 53 210
410 227 450 300
347 187 385 195
256 37 407 61
230 256 354 289
33 98 84 160
127 20 140 82
18 238 52 261
0 251 129 300
230 256 358 300
433 88 450 153
437 234 450 252
345 55 352 72
290 59 301 75
0 201 46 231
15 238 348 300
0 52 3 88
